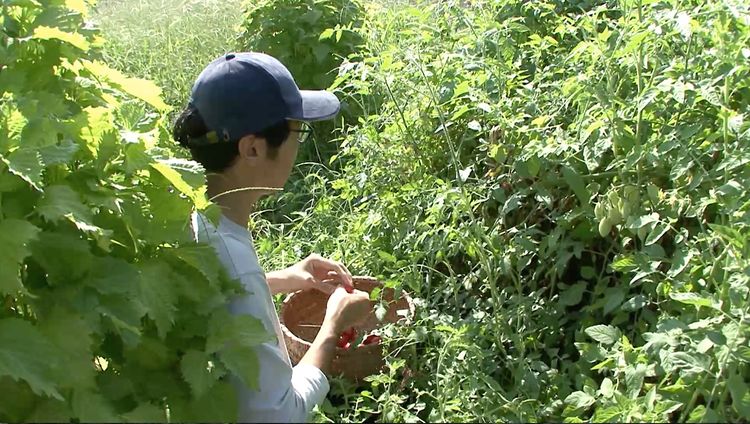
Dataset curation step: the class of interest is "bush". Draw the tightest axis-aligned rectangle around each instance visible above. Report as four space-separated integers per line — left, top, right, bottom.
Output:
0 1 267 421
237 0 365 91
253 0 750 421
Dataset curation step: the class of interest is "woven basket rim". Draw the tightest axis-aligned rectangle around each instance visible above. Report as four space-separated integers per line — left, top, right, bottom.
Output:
279 276 415 352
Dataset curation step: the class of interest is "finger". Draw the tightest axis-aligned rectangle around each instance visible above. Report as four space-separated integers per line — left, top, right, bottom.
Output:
339 262 353 281
315 280 337 295
333 261 353 287
318 258 353 290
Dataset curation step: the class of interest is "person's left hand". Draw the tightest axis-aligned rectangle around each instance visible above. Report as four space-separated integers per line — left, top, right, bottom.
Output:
271 253 353 295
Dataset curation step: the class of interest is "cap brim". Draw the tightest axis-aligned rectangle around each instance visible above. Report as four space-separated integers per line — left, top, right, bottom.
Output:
291 90 341 121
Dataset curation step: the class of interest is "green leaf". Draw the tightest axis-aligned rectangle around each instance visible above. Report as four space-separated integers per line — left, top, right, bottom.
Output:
669 292 716 309
668 248 693 277
564 390 595 410
30 231 93 285
219 344 260 390
72 389 119 422
621 294 648 311
562 165 589 205
173 381 238 422
0 318 62 400
32 26 90 50
644 222 669 246
139 262 178 339
585 325 621 345
708 224 745 250
625 363 647 398
180 350 222 398
559 282 586 306
0 376 37 422
377 250 397 263
3 148 44 191
319 28 335 40
625 213 660 230
603 288 625 315
599 377 614 398
121 404 167 423
85 256 139 295
38 140 79 165
167 245 223 285
81 60 169 111
611 255 637 272
38 308 96 390
0 219 39 295
97 295 147 346
728 373 750 419
124 143 153 174
592 405 620 422
735 346 750 363
37 184 92 224
206 310 272 354
25 398 72 422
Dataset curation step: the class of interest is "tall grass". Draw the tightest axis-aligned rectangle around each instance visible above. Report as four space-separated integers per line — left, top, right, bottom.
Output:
93 0 245 109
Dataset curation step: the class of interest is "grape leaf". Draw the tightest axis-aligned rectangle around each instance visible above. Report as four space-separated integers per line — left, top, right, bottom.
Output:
38 139 79 165
139 261 178 338
171 381 238 423
206 310 272 354
0 219 39 295
167 245 224 285
30 231 93 285
38 308 96 390
24 398 72 423
72 389 119 422
0 318 62 400
36 184 92 224
180 350 222 398
0 376 37 422
85 256 139 295
3 148 44 191
219 344 260 391
32 26 90 51
121 403 167 423
81 60 168 111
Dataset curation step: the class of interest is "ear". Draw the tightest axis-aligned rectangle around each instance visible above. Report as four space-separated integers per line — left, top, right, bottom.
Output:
237 134 266 163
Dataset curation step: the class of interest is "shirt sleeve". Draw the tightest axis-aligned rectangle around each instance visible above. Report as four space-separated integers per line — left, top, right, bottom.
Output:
228 271 330 423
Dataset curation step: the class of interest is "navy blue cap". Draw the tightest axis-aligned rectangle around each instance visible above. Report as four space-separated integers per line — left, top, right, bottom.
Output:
187 52 340 145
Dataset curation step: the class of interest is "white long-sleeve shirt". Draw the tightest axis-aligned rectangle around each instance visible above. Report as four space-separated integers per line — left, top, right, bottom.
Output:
192 213 329 423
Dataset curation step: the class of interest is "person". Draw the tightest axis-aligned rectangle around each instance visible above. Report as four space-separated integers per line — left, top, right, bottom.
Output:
172 52 373 423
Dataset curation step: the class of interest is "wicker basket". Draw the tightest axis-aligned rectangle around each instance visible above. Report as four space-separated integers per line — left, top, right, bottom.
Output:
280 276 415 382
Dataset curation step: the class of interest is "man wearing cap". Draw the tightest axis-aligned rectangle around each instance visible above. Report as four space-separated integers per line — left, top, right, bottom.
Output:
173 52 373 423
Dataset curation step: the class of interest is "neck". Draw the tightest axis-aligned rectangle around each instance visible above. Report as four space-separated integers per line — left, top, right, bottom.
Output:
206 174 261 229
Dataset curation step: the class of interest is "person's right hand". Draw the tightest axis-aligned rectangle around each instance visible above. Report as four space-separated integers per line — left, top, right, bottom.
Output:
324 286 372 334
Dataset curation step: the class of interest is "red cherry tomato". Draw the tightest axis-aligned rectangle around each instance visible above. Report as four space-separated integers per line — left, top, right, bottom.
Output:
337 327 356 349
360 334 381 346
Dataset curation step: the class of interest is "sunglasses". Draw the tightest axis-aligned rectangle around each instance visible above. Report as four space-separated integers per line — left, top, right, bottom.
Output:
291 122 313 144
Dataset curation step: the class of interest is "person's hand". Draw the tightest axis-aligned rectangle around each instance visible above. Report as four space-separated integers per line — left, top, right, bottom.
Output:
324 286 372 335
267 253 353 295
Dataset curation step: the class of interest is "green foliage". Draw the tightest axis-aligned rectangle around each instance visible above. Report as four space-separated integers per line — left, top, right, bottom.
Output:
0 1 268 421
251 0 750 421
237 0 365 90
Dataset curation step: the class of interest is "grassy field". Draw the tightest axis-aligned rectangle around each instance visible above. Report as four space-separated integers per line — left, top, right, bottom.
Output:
94 0 246 109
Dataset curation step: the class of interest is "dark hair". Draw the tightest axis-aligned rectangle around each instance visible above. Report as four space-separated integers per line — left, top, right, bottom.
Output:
172 106 291 173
